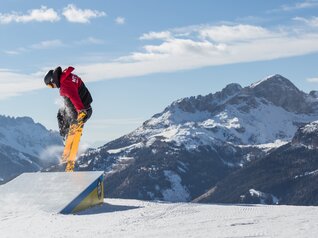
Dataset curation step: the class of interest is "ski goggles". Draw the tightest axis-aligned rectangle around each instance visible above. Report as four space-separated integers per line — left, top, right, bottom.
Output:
46 82 55 88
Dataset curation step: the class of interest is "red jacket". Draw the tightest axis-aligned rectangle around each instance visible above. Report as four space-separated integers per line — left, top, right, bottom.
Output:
59 67 85 112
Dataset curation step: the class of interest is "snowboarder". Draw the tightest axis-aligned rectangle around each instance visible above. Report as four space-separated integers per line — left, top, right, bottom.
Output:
44 66 93 139
44 66 93 171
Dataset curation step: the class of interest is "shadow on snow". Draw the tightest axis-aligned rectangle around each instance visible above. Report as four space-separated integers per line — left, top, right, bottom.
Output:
76 202 142 215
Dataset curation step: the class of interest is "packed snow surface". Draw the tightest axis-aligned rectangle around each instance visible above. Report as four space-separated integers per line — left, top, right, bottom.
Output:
0 198 317 238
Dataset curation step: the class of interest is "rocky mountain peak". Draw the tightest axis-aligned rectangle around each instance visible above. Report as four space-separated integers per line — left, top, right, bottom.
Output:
166 82 243 115
221 83 242 96
309 91 318 98
170 74 314 116
249 74 312 113
292 121 318 149
250 74 297 89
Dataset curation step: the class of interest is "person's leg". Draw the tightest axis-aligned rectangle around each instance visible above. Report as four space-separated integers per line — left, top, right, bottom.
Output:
57 108 70 140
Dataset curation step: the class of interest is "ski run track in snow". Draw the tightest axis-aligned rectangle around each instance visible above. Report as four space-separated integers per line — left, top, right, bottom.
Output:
0 198 317 238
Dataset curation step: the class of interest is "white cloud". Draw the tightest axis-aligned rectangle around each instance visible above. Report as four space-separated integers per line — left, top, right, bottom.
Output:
115 17 125 25
198 24 277 42
4 40 63 55
73 23 318 83
0 5 106 24
268 0 318 13
293 16 318 27
4 50 21 55
62 4 106 23
31 40 64 49
0 69 43 99
3 22 318 100
0 6 60 24
307 77 318 83
280 0 318 11
120 38 227 62
76 37 105 45
140 31 172 40
5 37 103 55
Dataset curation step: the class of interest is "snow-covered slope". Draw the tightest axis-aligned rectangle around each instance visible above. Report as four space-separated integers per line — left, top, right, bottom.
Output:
0 198 318 238
0 115 63 183
77 74 318 203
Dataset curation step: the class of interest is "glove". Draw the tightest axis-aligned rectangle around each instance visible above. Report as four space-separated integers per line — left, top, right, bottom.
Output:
77 109 88 123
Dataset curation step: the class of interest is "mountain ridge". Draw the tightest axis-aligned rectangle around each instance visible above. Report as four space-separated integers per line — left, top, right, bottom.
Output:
194 120 318 205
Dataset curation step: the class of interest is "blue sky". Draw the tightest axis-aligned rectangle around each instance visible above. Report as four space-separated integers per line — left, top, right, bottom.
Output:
1 0 318 147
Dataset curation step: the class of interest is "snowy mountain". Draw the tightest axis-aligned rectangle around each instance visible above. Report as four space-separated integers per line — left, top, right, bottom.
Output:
292 120 318 149
194 120 318 205
0 115 63 183
76 74 318 203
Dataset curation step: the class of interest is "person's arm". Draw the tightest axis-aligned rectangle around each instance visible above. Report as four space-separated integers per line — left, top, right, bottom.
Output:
61 83 85 112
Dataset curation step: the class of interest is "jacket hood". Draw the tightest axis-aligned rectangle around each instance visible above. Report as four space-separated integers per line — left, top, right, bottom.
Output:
60 66 75 82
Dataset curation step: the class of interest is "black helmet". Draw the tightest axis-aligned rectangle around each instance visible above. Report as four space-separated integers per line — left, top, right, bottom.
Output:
44 66 62 88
